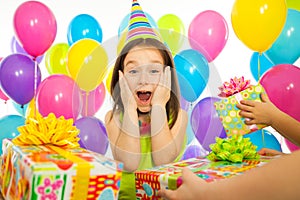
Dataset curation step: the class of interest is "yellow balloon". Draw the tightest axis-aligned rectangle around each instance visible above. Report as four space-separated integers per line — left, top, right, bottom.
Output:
67 39 108 92
105 66 114 95
157 14 185 55
231 0 287 53
45 43 70 75
117 31 127 55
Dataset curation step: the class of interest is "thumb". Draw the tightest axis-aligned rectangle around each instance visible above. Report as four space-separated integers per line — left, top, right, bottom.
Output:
260 92 270 103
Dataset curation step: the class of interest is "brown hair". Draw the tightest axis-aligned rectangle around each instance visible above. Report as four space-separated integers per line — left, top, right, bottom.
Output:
110 38 180 128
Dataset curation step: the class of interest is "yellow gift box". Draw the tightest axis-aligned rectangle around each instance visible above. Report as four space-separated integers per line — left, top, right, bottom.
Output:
214 84 267 136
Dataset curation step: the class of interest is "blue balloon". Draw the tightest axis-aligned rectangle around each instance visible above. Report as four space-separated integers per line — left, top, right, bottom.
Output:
250 52 274 81
243 129 282 152
0 115 25 154
186 108 195 145
264 9 300 65
12 101 29 117
67 14 103 46
174 49 209 102
118 12 157 38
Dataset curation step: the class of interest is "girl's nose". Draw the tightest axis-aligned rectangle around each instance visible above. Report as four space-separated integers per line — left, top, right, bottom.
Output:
138 71 148 85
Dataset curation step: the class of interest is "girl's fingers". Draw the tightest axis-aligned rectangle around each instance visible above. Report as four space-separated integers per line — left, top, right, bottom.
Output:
166 66 171 90
236 103 252 112
239 110 254 119
239 99 255 107
260 92 270 103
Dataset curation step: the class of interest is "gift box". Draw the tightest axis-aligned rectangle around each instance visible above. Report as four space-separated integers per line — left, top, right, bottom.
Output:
214 83 267 136
0 138 123 200
135 156 274 200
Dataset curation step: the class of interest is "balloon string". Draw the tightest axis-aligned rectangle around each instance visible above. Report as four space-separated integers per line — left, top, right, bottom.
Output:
262 129 265 148
21 104 25 117
33 58 38 117
258 52 261 81
85 91 89 116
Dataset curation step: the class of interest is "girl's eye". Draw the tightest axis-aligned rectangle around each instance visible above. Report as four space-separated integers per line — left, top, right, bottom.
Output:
150 69 160 74
128 69 138 74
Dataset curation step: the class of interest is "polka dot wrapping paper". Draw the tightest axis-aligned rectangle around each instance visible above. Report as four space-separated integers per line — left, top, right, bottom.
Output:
135 156 275 200
0 139 123 200
214 84 267 137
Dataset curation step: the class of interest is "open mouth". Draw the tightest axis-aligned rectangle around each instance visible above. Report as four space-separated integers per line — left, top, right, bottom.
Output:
136 91 152 102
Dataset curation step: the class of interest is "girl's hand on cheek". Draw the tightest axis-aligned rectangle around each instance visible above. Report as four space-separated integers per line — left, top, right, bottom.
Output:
119 70 137 110
151 66 171 106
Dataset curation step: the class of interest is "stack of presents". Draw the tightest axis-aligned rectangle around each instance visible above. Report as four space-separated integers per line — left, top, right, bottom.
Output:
0 77 275 200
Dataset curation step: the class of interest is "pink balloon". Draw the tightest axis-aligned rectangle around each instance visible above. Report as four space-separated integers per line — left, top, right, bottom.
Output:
0 89 9 102
36 75 82 120
81 82 106 117
188 10 228 62
0 58 7 102
260 64 300 121
285 139 299 152
13 1 57 57
260 64 300 152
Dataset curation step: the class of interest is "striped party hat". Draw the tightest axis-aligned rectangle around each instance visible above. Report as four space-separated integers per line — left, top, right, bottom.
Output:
126 0 162 43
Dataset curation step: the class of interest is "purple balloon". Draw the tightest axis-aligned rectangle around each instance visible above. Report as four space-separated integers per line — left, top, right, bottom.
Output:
0 53 41 105
182 145 207 160
191 97 226 151
74 116 109 155
11 36 43 63
180 95 190 111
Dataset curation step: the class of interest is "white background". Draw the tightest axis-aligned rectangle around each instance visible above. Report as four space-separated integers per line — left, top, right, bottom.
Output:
0 0 292 155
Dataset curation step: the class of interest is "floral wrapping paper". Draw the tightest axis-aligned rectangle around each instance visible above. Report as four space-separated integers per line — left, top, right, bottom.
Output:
135 156 274 200
0 139 123 200
214 84 267 136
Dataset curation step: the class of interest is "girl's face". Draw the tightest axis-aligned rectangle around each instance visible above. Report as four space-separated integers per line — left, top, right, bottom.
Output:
123 45 165 113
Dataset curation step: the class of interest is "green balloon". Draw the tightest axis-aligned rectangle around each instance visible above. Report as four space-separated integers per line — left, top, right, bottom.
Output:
287 0 300 11
157 14 185 55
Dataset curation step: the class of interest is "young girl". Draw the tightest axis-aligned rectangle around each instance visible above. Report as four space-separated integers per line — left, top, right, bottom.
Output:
105 37 188 199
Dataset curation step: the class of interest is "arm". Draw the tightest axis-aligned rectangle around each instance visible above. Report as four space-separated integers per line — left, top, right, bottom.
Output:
236 92 300 146
158 149 300 200
151 66 188 165
105 110 141 172
104 71 141 172
151 106 187 165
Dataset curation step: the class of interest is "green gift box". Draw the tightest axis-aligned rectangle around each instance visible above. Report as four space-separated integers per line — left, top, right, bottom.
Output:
214 84 267 136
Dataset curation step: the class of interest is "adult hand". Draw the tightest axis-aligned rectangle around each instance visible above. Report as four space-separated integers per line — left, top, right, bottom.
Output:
119 70 137 110
151 66 171 106
258 148 285 156
158 168 207 200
